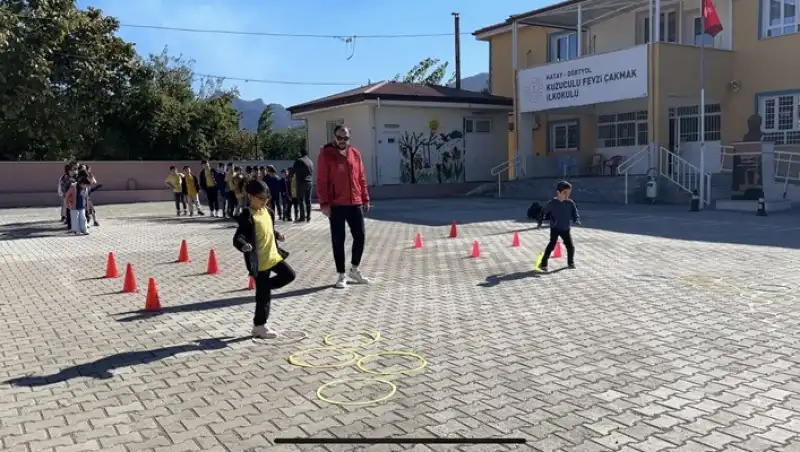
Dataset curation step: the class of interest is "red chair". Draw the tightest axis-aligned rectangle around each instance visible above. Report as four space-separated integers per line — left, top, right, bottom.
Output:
604 155 623 175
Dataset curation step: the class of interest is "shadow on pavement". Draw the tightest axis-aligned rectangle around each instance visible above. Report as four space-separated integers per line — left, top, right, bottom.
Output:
478 270 540 287
3 336 251 387
114 285 330 322
0 220 72 241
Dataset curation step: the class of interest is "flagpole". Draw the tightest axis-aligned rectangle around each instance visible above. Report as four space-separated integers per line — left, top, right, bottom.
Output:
699 9 706 209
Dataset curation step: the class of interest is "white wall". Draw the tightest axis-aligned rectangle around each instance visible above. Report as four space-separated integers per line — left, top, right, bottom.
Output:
374 106 509 184
680 141 723 173
304 104 375 185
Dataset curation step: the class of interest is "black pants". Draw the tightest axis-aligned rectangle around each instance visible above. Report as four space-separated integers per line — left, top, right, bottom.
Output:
296 183 312 220
329 205 365 274
173 192 187 212
254 260 296 326
65 208 71 229
541 228 575 267
269 196 282 217
225 192 236 217
204 187 219 212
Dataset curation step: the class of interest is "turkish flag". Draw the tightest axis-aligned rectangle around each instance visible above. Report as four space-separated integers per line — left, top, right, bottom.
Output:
703 0 723 38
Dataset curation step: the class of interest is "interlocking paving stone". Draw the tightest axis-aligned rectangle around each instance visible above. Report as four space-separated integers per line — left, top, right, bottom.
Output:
1 199 800 451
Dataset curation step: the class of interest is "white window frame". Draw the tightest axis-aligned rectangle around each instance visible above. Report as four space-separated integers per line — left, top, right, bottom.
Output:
549 32 578 62
668 104 723 142
692 16 716 46
465 118 492 133
325 119 345 143
596 111 649 149
638 9 678 44
759 93 800 144
762 0 800 38
550 121 579 153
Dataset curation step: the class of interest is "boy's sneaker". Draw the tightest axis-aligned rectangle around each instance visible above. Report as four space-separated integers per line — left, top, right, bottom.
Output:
183 210 188 216
568 263 576 269
348 268 371 284
176 211 181 216
538 266 548 272
198 210 205 216
189 212 194 217
251 325 278 339
334 274 348 289
93 221 100 226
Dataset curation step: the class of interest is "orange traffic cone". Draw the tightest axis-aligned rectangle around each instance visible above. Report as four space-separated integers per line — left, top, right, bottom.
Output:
144 277 161 312
177 240 190 263
471 240 481 258
248 276 255 290
449 221 458 238
553 240 563 259
414 233 423 249
122 264 138 293
207 249 219 274
105 252 120 278
511 232 520 247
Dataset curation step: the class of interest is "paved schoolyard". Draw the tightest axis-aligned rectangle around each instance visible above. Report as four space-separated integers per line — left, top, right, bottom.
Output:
1 199 800 452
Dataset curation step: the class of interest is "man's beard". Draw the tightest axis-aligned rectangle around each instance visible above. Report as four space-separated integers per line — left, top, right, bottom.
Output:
336 142 347 150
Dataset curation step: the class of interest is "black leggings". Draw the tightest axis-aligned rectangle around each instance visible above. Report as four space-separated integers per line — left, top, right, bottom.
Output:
173 192 186 211
254 260 296 326
329 205 365 274
541 228 575 266
204 187 219 211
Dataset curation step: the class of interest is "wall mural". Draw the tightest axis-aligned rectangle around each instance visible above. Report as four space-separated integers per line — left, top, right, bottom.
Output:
398 120 465 184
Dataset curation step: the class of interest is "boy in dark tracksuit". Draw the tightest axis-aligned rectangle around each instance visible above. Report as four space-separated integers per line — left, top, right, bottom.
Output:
233 180 296 339
537 181 581 271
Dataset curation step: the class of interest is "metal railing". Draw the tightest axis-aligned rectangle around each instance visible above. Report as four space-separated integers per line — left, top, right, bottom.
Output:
490 154 521 198
720 145 800 199
659 146 711 206
618 145 651 205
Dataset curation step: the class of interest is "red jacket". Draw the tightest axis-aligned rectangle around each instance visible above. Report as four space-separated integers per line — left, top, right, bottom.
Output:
316 144 369 208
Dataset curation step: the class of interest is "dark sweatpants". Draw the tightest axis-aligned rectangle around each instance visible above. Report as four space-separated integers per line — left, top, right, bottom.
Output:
328 205 365 274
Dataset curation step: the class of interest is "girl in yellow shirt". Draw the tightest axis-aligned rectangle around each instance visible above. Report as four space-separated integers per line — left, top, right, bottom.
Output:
233 179 296 339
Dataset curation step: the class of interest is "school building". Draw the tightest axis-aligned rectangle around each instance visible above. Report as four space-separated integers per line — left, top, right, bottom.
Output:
474 0 800 205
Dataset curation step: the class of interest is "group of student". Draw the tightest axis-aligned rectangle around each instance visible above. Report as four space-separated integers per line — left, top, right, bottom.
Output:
165 159 314 222
58 162 100 235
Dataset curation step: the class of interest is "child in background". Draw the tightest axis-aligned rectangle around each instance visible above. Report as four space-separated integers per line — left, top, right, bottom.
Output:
537 181 581 272
233 180 296 339
225 162 236 218
61 164 78 230
166 166 187 216
287 168 298 222
215 162 227 216
182 166 205 216
232 167 246 216
65 177 92 235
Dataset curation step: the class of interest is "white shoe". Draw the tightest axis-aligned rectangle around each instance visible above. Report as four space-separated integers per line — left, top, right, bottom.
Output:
334 274 348 289
251 325 277 339
348 268 370 284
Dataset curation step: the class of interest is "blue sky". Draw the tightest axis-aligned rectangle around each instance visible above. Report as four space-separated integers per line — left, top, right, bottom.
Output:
75 0 544 107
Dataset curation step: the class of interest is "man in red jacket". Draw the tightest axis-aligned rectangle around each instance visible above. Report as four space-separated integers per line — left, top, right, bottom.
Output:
317 125 371 289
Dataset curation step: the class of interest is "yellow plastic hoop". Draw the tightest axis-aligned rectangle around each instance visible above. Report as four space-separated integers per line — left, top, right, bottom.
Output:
287 347 358 369
316 378 397 406
323 330 381 348
356 351 428 376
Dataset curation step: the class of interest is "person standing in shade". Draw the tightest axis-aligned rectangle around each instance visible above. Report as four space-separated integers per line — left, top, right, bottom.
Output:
317 125 371 289
199 160 220 217
292 149 314 222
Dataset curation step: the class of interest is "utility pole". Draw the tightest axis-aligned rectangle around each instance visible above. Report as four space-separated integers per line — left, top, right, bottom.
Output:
452 12 461 90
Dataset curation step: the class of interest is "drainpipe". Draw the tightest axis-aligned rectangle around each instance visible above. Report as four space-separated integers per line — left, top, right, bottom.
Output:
577 4 583 57
512 19 520 179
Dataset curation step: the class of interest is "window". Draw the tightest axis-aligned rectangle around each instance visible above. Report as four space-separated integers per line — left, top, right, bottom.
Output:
693 17 716 46
548 32 578 62
668 104 723 142
549 121 579 152
759 93 800 144
465 118 491 133
325 119 344 142
597 111 648 148
639 10 678 44
762 0 799 38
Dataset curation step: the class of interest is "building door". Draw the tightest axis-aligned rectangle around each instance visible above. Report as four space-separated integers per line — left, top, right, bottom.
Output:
377 133 401 185
464 117 494 182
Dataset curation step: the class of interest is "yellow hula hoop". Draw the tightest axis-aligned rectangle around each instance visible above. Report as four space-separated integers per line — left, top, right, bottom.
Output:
355 351 428 376
287 347 359 369
322 330 381 348
316 378 397 406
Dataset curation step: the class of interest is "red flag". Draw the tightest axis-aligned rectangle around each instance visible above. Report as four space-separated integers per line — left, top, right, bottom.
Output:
703 0 723 38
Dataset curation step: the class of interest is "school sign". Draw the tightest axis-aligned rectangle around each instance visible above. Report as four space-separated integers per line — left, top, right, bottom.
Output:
518 45 648 113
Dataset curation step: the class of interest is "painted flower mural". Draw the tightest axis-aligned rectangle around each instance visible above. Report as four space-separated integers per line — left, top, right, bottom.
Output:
399 129 465 184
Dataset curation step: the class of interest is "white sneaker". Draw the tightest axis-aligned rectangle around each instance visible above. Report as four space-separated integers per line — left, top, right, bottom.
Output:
251 325 277 339
334 274 348 289
348 268 371 284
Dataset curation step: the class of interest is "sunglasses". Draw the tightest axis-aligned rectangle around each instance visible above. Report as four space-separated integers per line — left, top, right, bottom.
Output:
335 135 350 141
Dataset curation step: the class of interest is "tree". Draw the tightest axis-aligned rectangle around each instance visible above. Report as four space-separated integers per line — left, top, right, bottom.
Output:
393 58 453 86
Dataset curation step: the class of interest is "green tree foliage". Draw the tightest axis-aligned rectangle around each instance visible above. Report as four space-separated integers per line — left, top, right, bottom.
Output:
393 58 455 86
0 1 306 161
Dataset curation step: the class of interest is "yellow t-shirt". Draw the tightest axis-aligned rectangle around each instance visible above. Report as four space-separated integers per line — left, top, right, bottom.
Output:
185 174 198 196
204 170 216 187
226 169 235 190
165 173 182 193
252 208 283 272
290 177 297 198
